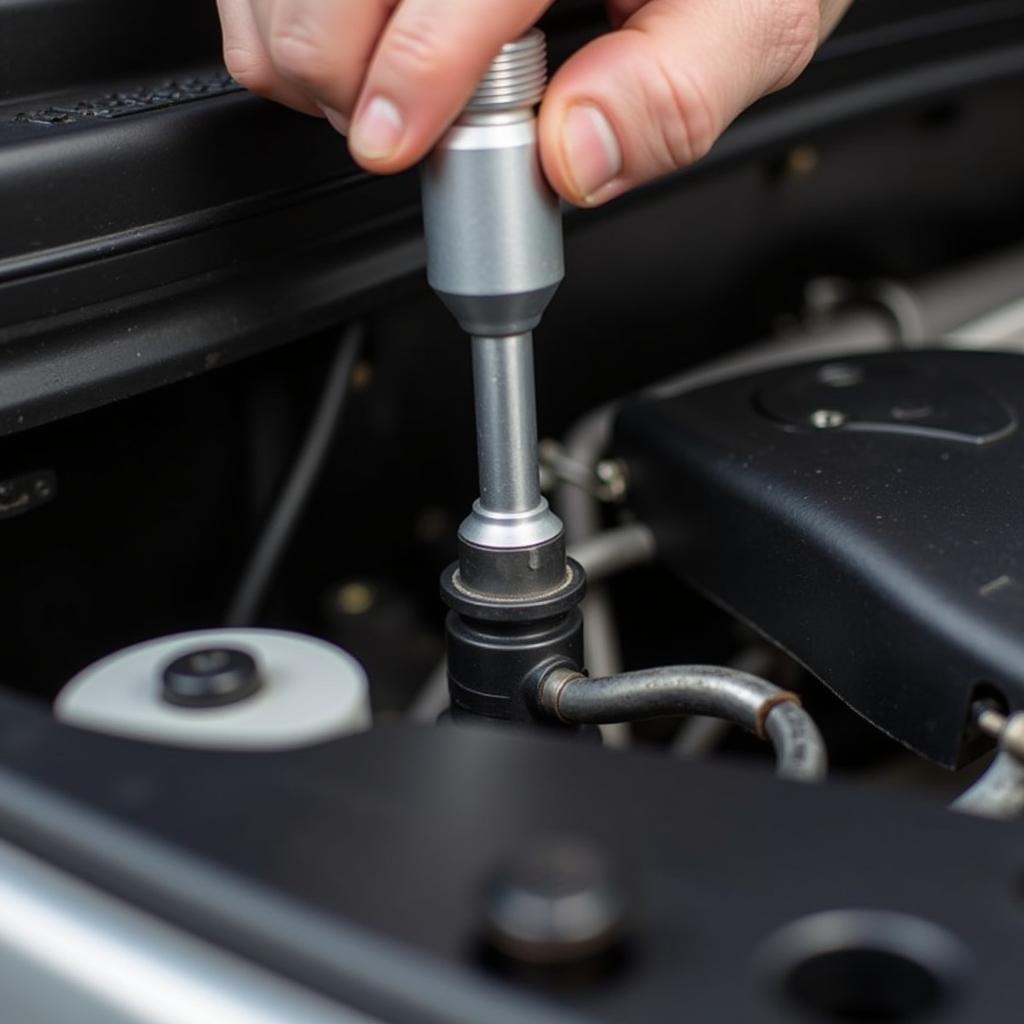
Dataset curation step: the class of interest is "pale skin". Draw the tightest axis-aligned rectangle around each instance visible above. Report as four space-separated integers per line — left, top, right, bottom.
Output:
216 0 854 206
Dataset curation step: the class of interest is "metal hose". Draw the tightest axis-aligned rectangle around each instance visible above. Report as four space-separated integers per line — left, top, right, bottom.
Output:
567 522 656 581
537 665 827 783
952 709 1024 819
672 647 776 758
226 323 365 626
951 753 1024 819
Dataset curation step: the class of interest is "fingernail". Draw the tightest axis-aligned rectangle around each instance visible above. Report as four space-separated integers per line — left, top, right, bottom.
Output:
562 103 623 203
350 96 404 161
321 106 350 136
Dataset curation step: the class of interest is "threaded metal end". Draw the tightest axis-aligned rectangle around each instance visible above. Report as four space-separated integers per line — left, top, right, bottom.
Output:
466 29 547 113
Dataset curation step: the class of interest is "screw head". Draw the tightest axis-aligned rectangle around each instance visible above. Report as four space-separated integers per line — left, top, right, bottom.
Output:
595 459 629 502
161 648 263 709
481 839 627 967
810 408 847 430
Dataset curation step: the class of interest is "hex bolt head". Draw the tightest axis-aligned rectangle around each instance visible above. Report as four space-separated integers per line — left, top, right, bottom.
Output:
481 839 628 968
161 648 263 709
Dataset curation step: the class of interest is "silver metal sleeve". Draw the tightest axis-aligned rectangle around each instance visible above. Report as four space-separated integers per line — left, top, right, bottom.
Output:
423 28 566 554
422 116 563 337
472 333 542 514
421 31 562 338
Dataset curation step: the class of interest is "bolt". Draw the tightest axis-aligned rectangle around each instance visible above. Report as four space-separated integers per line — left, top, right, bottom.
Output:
596 459 629 502
975 703 1024 762
810 409 847 430
481 839 628 968
161 647 263 709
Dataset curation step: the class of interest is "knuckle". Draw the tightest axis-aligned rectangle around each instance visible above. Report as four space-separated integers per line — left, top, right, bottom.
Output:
642 51 720 172
667 72 718 164
384 18 448 79
223 45 274 94
763 0 821 91
268 20 334 86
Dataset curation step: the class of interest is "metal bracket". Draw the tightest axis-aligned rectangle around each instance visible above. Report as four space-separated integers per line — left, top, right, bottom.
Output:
538 440 627 503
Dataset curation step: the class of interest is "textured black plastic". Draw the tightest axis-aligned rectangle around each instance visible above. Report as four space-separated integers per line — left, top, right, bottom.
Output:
4 0 1024 435
445 607 585 722
442 559 586 721
615 349 1024 767
0 690 1021 1022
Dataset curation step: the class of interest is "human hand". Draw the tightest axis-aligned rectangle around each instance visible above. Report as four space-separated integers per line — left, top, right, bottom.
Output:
216 0 852 206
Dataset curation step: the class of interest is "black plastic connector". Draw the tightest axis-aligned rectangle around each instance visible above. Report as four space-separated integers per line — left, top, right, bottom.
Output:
440 551 586 724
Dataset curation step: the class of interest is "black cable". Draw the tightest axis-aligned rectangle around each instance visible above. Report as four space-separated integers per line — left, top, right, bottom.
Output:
225 322 366 627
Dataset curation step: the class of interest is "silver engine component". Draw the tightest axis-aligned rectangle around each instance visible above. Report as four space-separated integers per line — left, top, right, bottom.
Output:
421 29 563 339
421 29 564 566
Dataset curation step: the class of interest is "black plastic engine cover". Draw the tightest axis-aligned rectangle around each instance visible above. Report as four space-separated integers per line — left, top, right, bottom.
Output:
614 349 1024 767
1 689 1023 1023
5 0 1024 439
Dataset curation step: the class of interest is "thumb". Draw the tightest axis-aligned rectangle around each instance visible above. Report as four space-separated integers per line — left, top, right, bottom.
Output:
540 0 828 206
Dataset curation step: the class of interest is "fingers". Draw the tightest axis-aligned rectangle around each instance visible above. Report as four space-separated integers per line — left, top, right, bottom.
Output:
218 0 553 169
247 0 397 132
540 0 842 206
216 0 323 115
348 0 553 172
606 0 647 30
217 0 849 196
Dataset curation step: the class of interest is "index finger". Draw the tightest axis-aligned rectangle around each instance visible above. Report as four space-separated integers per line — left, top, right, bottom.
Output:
348 0 554 171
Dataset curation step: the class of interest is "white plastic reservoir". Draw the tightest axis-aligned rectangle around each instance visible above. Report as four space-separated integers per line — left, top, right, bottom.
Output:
56 629 370 751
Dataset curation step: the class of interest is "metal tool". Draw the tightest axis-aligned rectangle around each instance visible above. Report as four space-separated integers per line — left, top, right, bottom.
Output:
422 28 566 596
421 30 586 722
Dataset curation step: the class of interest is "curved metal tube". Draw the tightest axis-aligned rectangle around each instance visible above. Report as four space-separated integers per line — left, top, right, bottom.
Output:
225 323 365 627
952 752 1024 819
567 522 656 751
951 708 1024 820
567 522 656 582
538 665 827 783
672 647 774 758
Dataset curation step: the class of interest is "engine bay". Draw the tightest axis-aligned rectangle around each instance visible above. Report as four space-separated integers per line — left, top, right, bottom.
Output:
4 1 1024 1021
